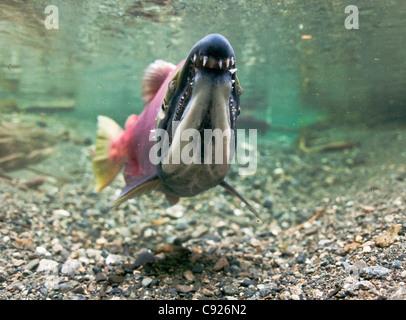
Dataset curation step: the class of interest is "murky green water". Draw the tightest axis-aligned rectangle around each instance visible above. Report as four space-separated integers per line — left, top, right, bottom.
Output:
1 0 405 127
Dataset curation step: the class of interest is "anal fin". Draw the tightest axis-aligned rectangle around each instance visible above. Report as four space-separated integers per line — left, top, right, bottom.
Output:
220 181 262 222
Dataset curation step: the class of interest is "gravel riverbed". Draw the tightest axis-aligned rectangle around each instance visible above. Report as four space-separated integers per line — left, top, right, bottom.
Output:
0 117 405 300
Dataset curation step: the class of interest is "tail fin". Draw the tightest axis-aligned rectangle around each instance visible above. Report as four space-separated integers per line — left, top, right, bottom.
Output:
92 116 125 192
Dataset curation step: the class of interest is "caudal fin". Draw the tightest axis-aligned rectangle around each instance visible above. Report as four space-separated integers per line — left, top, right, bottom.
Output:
92 115 125 192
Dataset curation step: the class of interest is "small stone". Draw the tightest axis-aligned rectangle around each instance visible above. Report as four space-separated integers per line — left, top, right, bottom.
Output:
375 224 402 247
183 270 195 281
356 280 374 290
108 275 125 284
86 249 102 260
175 220 190 231
58 280 79 293
360 266 391 279
390 260 402 269
192 264 204 274
134 251 156 267
7 281 24 292
355 235 363 243
142 277 153 287
95 272 108 282
241 279 257 287
343 242 359 253
52 243 64 253
202 288 214 297
223 285 238 296
24 259 40 271
36 246 51 256
106 254 126 266
230 265 241 275
177 284 194 294
389 287 406 300
279 291 291 300
61 259 83 276
164 204 185 218
213 256 230 272
52 209 70 218
362 205 375 213
37 259 59 274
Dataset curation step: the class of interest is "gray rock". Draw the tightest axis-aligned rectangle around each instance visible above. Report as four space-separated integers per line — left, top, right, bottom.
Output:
389 286 406 300
355 280 374 290
7 281 24 291
95 272 107 282
105 254 126 266
24 259 40 271
37 259 59 274
142 277 153 287
61 259 83 276
177 284 194 294
223 285 239 295
58 280 79 293
360 266 391 279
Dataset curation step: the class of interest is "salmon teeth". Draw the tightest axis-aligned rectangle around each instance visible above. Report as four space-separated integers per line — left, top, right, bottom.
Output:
192 54 236 71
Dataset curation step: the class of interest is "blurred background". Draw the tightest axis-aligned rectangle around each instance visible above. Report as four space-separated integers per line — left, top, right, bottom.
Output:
1 0 405 130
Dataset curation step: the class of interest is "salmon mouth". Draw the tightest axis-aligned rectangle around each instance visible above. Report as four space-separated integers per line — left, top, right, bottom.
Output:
157 34 243 145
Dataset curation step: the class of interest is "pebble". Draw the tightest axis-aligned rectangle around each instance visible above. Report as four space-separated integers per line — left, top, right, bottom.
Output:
142 277 153 287
389 287 406 300
183 270 195 281
360 266 391 279
177 284 194 294
223 285 238 296
164 204 185 218
36 246 51 256
134 251 156 267
95 272 108 282
58 280 79 293
192 264 204 274
61 259 83 276
375 224 402 247
37 259 59 274
24 259 40 271
105 254 126 266
241 279 257 287
108 275 125 285
213 256 230 271
202 288 214 297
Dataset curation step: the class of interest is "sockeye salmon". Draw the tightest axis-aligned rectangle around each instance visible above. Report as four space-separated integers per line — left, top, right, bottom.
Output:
92 34 260 219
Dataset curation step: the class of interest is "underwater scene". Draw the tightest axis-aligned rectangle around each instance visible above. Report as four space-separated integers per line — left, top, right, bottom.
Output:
0 0 405 301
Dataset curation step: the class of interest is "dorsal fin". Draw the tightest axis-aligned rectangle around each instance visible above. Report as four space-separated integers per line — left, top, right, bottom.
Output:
141 59 176 106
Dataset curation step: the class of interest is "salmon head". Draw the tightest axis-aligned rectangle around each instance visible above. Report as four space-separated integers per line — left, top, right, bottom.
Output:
154 33 244 197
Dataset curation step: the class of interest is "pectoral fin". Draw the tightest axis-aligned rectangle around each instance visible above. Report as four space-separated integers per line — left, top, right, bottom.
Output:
113 175 161 209
220 181 261 222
